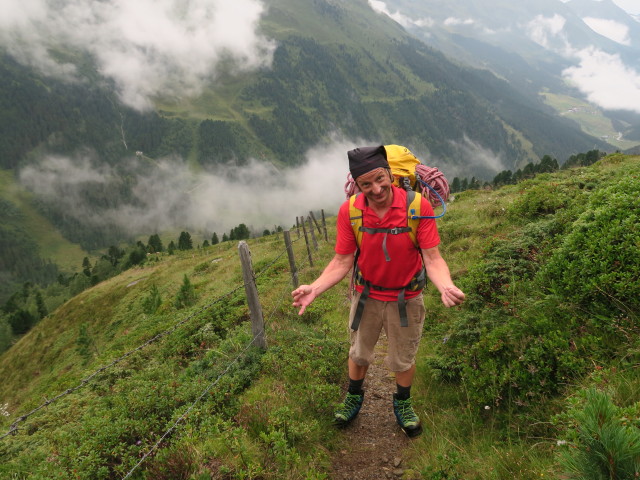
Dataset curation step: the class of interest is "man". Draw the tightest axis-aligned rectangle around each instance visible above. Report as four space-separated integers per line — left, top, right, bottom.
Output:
292 145 465 437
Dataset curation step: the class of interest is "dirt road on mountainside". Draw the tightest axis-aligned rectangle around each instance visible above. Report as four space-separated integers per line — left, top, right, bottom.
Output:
330 332 420 480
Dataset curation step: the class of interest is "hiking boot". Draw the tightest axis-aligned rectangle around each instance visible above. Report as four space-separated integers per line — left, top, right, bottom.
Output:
393 394 423 438
334 391 364 426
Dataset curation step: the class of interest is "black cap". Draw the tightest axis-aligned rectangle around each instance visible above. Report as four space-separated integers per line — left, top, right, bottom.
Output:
348 145 389 180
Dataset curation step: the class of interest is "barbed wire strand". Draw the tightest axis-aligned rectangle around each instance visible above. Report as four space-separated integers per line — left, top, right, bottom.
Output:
123 256 319 478
121 332 261 480
0 232 320 441
0 282 246 441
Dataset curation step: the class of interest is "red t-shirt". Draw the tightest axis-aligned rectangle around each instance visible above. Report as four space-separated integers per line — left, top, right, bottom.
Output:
335 186 440 301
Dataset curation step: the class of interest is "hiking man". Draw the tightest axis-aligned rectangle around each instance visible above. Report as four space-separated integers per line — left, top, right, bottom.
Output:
291 145 465 437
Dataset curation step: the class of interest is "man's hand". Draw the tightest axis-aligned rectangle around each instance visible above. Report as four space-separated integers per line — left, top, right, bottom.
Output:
291 285 318 315
441 285 465 307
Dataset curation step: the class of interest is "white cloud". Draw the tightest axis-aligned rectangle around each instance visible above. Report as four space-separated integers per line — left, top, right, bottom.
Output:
611 0 640 15
450 136 506 176
443 17 475 27
0 0 276 111
18 138 358 236
368 0 433 29
525 14 567 50
563 47 640 113
523 14 640 114
583 17 631 45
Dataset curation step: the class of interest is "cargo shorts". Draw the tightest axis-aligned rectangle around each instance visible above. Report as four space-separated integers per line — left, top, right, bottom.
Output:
348 291 426 373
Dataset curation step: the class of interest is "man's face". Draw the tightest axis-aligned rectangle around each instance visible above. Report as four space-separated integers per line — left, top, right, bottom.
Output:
356 168 394 209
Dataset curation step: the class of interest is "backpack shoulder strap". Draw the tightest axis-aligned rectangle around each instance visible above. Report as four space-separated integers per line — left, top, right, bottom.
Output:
406 190 421 248
349 193 363 248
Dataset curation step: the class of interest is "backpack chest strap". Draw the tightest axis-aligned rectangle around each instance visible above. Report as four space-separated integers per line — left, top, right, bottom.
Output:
358 226 412 261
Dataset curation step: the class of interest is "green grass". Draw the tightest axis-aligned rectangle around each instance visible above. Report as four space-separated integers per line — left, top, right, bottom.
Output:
541 92 638 151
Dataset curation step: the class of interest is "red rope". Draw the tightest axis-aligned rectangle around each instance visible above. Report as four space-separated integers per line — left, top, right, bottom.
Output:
415 164 449 206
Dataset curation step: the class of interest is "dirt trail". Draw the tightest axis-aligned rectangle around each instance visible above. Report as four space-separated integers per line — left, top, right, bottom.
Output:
330 332 415 480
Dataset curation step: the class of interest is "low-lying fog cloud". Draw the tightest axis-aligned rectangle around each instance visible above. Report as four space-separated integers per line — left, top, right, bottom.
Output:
0 0 275 110
371 1 640 115
526 14 640 113
18 140 357 238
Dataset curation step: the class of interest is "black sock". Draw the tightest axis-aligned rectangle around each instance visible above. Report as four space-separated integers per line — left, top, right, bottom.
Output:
396 384 411 400
348 378 364 395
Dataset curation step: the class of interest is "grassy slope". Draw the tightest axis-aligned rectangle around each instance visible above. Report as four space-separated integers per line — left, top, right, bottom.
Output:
0 155 638 478
0 169 88 272
157 0 431 122
541 92 638 151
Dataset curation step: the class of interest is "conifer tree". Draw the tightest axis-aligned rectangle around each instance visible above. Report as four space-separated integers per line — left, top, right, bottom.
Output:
174 274 196 309
82 257 92 277
211 232 219 245
147 234 164 253
178 231 193 250
35 291 47 319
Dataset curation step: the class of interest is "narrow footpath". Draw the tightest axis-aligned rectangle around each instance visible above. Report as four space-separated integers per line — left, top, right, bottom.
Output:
330 332 418 479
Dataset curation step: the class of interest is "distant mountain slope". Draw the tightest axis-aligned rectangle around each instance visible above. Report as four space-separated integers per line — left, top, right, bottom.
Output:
1 0 613 172
381 0 640 149
0 170 90 302
0 0 616 259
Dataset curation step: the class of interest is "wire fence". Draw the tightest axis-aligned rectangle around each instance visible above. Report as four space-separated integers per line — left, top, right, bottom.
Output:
0 213 331 479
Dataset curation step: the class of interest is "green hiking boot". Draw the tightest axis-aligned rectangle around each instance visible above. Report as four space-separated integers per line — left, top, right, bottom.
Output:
393 394 423 437
334 391 364 426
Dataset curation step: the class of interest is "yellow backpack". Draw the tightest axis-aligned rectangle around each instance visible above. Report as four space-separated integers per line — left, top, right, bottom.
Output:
346 144 448 249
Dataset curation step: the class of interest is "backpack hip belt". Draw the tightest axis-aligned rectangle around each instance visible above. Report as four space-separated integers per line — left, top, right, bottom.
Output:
351 266 426 331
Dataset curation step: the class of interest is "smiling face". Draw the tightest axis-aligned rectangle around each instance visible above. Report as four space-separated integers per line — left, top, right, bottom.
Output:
355 167 394 209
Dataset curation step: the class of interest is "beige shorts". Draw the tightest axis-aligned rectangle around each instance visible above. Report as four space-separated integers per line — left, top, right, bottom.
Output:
348 291 425 372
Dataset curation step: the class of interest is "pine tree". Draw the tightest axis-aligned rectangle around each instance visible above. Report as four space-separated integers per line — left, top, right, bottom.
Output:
211 232 219 245
174 275 196 309
178 231 193 250
82 257 92 277
35 291 47 319
147 234 164 253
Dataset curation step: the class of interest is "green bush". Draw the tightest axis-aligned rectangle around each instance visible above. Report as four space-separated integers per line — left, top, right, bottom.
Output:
540 176 640 316
462 217 561 308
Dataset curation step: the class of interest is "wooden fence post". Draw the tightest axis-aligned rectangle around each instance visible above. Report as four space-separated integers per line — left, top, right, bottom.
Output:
283 230 299 288
295 216 301 238
309 211 322 240
308 215 318 251
321 209 328 242
301 215 314 267
238 241 267 349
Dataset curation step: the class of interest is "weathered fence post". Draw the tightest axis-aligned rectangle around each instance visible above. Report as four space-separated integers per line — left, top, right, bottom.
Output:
295 216 301 238
238 241 267 349
283 230 299 288
301 215 314 267
309 211 322 240
308 215 318 251
321 209 328 242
